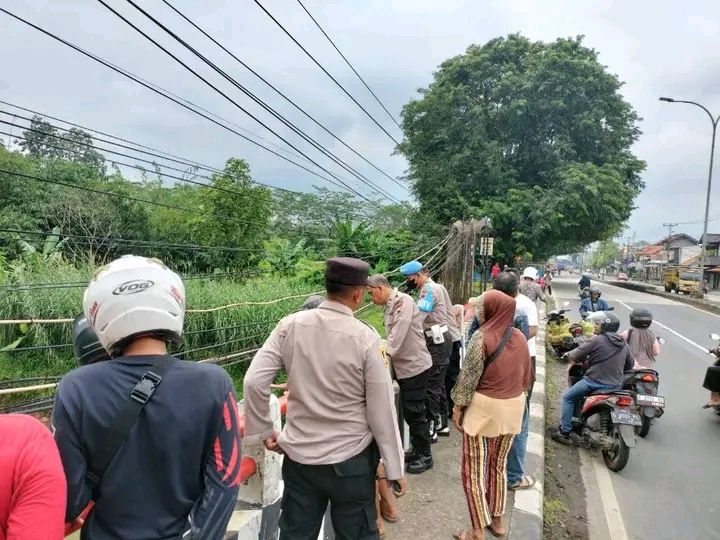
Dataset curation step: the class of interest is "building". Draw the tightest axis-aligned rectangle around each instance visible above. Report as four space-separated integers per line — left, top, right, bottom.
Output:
658 234 699 265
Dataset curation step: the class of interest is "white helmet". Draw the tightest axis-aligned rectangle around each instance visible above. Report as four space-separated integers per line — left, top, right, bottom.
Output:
522 266 538 280
83 255 185 356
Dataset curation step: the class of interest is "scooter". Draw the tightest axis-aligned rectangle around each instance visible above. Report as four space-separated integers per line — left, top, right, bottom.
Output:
566 363 640 472
622 367 665 437
703 333 720 414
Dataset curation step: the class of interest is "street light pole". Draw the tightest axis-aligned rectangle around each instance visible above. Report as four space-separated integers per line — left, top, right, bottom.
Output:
659 97 720 297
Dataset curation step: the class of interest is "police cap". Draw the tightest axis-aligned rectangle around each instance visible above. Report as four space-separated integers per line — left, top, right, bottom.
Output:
400 260 423 276
325 257 370 286
302 294 325 310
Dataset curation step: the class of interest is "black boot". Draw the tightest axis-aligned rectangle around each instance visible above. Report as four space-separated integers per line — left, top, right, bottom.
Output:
406 452 433 474
404 448 417 462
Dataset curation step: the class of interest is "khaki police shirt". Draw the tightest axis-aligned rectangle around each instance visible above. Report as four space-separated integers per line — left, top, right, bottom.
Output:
384 290 433 380
243 301 405 481
417 280 456 337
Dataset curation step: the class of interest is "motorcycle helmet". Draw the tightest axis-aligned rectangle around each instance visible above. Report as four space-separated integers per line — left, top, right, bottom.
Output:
586 311 620 333
580 287 591 299
590 286 602 298
83 255 186 356
630 308 653 329
72 313 110 366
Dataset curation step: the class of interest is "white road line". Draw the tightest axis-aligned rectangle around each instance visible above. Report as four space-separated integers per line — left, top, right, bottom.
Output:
589 451 630 540
614 299 709 354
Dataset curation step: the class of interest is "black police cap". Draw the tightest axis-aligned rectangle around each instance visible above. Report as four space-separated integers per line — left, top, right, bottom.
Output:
325 257 370 286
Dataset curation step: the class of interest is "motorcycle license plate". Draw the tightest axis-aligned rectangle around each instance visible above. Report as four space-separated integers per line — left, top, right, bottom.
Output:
611 409 642 426
635 395 665 407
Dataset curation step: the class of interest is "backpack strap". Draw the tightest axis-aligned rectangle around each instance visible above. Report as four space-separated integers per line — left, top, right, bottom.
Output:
484 326 513 371
86 355 174 496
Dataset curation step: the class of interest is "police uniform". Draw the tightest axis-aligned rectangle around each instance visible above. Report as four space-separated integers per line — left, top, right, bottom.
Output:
244 258 403 540
400 261 454 440
383 289 433 467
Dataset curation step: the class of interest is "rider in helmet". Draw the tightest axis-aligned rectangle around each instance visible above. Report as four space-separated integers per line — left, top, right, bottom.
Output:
551 311 635 444
579 286 610 316
53 256 241 540
620 308 660 369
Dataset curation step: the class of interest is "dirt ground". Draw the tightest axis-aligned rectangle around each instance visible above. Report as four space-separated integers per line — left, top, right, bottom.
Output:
544 348 590 540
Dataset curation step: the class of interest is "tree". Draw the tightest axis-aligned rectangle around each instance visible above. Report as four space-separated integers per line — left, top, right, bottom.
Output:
590 239 619 269
398 34 646 260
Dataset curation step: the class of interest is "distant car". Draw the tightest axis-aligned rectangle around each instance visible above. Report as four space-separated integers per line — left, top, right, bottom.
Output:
617 272 628 281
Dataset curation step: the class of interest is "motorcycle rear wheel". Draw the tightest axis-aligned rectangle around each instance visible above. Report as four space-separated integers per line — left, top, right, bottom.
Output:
601 411 630 472
636 415 652 438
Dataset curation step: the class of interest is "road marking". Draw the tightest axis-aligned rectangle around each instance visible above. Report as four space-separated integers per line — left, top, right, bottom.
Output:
589 451 630 540
614 299 709 354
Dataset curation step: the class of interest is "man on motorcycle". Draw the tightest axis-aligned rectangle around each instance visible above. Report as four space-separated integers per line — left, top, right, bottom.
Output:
579 287 610 316
551 311 635 444
578 274 591 290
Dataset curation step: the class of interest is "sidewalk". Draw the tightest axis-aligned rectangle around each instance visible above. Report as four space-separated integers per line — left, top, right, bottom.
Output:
387 310 547 540
602 276 720 304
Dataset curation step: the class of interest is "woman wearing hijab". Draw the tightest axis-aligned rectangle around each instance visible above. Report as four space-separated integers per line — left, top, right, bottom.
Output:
451 290 533 539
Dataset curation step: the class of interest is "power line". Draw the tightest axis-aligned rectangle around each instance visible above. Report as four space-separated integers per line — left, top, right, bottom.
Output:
296 0 403 132
117 0 399 203
252 0 401 146
0 167 265 226
0 7 380 202
94 0 391 205
1 119 278 203
0 99 309 172
159 0 406 191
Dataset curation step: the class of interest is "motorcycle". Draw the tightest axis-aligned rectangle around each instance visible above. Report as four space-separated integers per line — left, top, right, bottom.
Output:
566 363 640 472
547 302 594 358
703 333 720 415
622 366 665 437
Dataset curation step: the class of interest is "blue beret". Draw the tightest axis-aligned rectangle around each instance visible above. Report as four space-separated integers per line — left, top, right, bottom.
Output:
400 260 423 276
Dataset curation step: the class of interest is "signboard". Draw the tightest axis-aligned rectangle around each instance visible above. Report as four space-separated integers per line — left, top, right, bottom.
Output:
478 236 494 256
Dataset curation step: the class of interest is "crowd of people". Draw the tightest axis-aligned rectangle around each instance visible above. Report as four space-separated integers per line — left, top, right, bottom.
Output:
1 254 548 540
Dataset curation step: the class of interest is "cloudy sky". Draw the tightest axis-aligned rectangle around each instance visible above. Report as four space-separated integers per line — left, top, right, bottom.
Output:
2 0 720 243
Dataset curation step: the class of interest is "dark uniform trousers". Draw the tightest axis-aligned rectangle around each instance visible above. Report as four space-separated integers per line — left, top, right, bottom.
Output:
279 442 380 540
425 333 452 424
397 367 432 456
444 340 462 417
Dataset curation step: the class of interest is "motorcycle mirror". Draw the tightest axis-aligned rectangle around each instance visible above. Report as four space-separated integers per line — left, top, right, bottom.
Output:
606 306 615 311
711 333 720 341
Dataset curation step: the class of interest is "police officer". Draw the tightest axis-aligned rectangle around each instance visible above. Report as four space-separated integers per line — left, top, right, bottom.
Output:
399 260 454 443
367 274 433 474
244 257 404 539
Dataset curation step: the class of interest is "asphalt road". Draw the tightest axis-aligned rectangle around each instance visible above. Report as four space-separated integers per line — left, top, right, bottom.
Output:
552 275 720 540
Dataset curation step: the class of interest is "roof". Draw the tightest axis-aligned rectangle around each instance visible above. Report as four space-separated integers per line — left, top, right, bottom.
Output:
654 233 698 246
637 245 664 258
701 233 720 244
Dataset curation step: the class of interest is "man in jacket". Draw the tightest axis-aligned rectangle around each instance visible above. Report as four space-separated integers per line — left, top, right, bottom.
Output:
552 311 635 443
579 287 610 316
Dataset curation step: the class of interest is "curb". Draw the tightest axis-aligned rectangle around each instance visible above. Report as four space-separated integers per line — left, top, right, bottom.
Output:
508 305 546 540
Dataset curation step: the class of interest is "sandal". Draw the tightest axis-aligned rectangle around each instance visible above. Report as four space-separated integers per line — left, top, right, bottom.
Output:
487 525 506 537
509 474 536 491
452 530 482 540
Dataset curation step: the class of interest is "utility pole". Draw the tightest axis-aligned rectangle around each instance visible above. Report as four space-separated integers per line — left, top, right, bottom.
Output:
663 222 678 239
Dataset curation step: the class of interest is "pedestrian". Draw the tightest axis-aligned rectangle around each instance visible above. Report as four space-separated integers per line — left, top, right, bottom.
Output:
244 257 405 539
400 260 454 443
0 414 67 540
451 290 532 539
545 269 553 296
444 304 465 433
368 274 434 474
492 272 538 491
518 267 546 304
491 262 501 279
53 255 241 540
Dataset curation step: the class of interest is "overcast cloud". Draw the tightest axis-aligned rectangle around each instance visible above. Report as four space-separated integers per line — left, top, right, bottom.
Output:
2 0 720 244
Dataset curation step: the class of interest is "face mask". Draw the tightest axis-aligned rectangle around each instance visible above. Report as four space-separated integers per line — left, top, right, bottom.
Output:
405 279 418 291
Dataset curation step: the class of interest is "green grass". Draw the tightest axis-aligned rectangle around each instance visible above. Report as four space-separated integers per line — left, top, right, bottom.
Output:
544 497 568 528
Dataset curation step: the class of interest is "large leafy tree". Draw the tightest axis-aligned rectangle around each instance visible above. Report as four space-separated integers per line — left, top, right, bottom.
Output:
398 34 646 260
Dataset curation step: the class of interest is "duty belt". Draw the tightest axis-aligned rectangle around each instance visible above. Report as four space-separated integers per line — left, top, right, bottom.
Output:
425 324 448 337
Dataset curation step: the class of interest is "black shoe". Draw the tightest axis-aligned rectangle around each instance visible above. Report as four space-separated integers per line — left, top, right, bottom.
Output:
550 426 572 445
406 454 433 474
430 431 438 444
404 449 417 462
437 415 450 437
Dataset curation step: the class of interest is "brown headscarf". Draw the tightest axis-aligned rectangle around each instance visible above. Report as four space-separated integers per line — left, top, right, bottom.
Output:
452 290 532 405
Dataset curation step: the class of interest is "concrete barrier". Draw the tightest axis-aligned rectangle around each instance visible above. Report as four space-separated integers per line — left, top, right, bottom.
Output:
507 306 546 540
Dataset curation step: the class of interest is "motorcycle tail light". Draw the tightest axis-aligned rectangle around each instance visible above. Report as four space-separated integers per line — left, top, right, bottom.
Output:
617 396 633 407
641 374 657 382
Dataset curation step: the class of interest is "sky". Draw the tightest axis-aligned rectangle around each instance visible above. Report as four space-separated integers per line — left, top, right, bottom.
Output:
2 0 720 244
